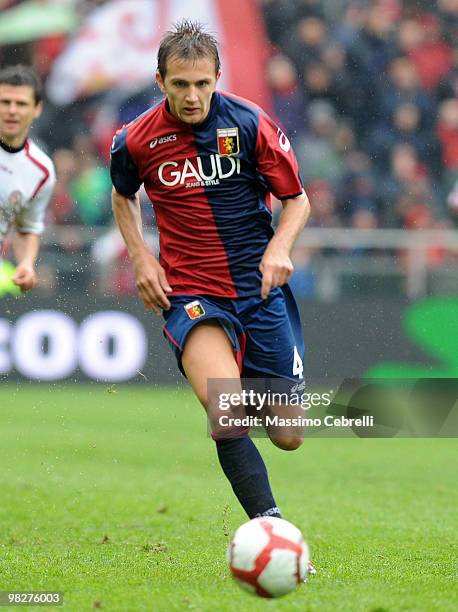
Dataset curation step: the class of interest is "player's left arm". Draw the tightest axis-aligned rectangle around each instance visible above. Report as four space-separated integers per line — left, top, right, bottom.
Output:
13 164 56 292
255 112 310 298
12 232 40 291
259 192 310 299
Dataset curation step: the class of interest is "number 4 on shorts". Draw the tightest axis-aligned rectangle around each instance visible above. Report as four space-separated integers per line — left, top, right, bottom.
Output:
293 346 304 379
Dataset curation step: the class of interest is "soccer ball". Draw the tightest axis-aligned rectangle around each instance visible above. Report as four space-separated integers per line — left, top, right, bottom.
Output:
227 516 309 598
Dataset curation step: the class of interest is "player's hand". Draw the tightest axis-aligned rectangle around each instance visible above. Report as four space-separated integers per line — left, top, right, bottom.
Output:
133 252 172 315
259 245 293 299
12 263 37 292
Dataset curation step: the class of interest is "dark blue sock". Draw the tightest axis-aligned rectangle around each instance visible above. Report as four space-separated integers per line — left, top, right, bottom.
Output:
215 436 282 519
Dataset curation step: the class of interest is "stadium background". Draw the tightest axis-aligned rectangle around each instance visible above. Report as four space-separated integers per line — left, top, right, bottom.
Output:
1 3 457 611
1 0 457 380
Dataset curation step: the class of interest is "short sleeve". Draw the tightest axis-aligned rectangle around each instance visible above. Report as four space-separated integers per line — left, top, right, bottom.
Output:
255 112 303 200
15 165 56 234
110 127 142 197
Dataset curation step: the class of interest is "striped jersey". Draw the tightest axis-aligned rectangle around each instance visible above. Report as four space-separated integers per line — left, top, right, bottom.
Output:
110 90 303 297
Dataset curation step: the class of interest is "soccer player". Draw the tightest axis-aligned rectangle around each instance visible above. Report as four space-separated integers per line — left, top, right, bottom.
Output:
0 65 55 292
111 20 312 548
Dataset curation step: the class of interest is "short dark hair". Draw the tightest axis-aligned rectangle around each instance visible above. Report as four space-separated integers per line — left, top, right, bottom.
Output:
157 20 220 78
0 65 42 104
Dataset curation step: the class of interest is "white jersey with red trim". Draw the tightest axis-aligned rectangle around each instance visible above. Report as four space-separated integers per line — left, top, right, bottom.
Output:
0 139 56 242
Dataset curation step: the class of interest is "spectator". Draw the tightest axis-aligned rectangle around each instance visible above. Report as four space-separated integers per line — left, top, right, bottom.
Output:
347 2 396 77
259 0 298 48
295 101 344 183
363 102 440 176
295 0 325 21
380 144 439 226
351 208 378 230
438 0 458 44
400 200 449 266
302 61 352 117
332 2 368 48
71 153 112 226
306 179 340 227
284 16 328 72
338 151 378 220
436 98 458 187
266 54 306 137
345 3 397 134
437 46 458 102
446 177 458 226
349 208 379 256
48 148 79 225
406 14 453 91
320 42 354 117
381 56 436 129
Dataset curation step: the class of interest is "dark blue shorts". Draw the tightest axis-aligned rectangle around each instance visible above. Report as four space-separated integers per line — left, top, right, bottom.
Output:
162 285 305 381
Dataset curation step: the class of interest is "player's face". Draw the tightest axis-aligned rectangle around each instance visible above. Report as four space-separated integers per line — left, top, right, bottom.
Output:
156 56 220 125
0 85 42 148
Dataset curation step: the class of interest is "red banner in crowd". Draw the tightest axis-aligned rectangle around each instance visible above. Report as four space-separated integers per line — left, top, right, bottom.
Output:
47 0 270 109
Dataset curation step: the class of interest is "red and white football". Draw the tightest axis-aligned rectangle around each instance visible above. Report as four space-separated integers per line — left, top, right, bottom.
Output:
227 516 309 598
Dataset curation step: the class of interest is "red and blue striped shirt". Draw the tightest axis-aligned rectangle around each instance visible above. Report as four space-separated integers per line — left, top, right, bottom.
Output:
110 90 303 297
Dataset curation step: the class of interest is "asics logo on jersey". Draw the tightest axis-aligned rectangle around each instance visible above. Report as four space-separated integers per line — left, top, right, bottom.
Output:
150 134 177 149
158 155 241 188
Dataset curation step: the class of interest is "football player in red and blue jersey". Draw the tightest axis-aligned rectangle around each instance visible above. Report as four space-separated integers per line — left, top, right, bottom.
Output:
111 21 313 548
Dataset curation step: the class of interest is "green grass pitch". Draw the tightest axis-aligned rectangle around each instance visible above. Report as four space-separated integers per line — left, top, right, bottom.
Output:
0 385 456 611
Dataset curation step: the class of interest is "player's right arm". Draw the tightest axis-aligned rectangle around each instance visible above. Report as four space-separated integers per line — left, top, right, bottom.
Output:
254 111 310 299
112 189 172 315
110 127 171 314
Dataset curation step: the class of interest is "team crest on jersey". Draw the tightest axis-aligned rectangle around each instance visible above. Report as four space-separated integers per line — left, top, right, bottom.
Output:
217 128 240 157
184 300 206 320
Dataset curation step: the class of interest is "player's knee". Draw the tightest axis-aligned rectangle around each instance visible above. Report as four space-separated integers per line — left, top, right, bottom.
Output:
270 435 304 451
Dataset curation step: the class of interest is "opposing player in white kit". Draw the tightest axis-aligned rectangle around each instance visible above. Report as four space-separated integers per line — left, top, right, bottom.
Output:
0 65 55 292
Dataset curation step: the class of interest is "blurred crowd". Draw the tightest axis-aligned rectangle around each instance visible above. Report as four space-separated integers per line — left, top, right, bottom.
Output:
1 0 457 296
261 0 458 232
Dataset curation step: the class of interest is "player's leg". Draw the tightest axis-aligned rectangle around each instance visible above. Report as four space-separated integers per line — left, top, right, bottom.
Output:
242 370 305 451
264 402 305 451
240 286 306 451
237 291 317 574
181 320 282 519
181 319 240 416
